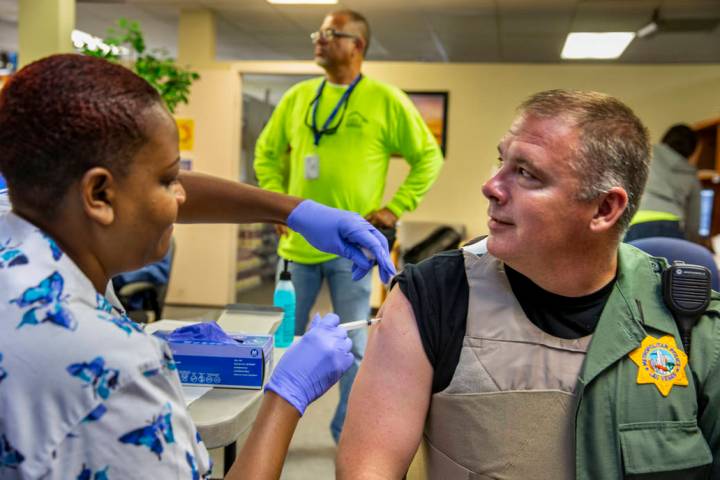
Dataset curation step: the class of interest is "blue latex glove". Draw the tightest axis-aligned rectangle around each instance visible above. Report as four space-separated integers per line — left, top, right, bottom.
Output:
264 313 353 416
167 322 236 344
287 200 397 283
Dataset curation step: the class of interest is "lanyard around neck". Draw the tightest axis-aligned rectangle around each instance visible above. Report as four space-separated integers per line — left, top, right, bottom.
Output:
311 74 362 146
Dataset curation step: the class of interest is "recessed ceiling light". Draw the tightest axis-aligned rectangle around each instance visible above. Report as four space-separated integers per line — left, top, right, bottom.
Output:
561 32 635 60
267 0 337 4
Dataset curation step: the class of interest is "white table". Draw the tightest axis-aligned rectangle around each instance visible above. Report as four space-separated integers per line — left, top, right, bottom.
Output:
146 304 284 474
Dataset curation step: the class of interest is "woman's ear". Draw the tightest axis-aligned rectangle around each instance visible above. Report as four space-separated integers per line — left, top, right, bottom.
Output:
590 186 628 233
80 167 116 226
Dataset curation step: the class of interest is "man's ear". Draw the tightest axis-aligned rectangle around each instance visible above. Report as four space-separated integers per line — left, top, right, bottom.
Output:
590 187 628 233
80 167 116 226
355 38 366 57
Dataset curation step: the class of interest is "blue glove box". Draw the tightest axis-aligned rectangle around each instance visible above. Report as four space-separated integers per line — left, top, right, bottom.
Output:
153 331 274 389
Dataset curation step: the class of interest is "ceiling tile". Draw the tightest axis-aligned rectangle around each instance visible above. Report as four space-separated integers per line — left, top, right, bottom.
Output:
500 11 574 35
366 9 428 34
1 0 718 63
444 34 501 62
661 0 720 18
428 12 497 36
499 0 576 11
621 31 720 63
221 9 301 34
76 3 179 55
572 2 658 32
500 33 566 62
416 0 495 13
265 7 334 33
344 0 496 13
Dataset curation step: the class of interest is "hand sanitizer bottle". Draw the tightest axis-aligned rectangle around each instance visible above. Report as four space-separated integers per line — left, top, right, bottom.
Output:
273 259 295 347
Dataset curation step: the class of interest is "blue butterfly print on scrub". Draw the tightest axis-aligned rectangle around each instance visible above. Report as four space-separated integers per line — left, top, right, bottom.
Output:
96 294 144 336
192 432 214 475
101 315 144 336
83 404 107 423
77 464 109 480
145 345 176 378
118 402 175 460
163 349 177 371
186 452 200 480
0 433 24 470
43 234 63 261
0 353 6 385
0 239 28 269
67 356 120 400
96 294 113 314
11 271 77 330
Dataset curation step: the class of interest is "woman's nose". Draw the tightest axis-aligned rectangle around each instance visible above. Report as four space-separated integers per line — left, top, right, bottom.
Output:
174 181 186 206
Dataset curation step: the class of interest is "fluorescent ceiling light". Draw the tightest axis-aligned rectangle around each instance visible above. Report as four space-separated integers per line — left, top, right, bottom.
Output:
561 32 635 60
71 29 129 56
268 0 337 4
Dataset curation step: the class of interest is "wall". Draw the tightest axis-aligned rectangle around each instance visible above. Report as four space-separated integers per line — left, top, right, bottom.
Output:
18 0 75 67
166 65 242 305
166 61 323 306
169 60 720 305
363 63 720 239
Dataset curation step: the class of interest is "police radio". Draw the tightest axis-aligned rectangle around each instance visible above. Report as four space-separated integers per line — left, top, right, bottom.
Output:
662 261 712 355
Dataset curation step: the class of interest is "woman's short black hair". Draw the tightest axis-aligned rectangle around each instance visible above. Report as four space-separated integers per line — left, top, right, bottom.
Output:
0 54 162 218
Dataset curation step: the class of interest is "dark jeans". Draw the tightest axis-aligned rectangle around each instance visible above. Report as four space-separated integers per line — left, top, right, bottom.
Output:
624 221 685 243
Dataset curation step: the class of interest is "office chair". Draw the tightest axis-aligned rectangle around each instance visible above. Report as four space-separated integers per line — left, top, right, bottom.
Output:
115 238 176 323
628 237 719 291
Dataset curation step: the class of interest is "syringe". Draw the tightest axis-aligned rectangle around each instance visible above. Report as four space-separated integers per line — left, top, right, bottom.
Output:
340 318 381 331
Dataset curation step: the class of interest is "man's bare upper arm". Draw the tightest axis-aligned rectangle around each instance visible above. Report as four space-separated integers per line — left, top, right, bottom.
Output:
337 286 434 479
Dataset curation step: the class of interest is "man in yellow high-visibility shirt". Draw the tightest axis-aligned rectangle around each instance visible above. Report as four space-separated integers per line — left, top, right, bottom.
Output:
254 9 443 442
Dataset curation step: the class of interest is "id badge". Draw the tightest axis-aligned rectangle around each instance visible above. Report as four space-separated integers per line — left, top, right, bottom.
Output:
305 153 320 180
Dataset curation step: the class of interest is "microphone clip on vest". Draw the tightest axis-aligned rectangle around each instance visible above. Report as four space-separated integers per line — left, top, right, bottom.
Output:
661 260 712 356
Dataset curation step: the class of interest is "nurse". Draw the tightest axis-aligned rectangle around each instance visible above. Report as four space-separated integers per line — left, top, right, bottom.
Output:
0 54 390 479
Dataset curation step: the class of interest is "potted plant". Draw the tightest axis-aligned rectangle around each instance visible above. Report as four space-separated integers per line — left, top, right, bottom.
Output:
81 18 199 113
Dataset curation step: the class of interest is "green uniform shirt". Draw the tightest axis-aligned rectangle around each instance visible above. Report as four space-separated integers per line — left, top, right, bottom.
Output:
254 75 443 264
575 243 720 478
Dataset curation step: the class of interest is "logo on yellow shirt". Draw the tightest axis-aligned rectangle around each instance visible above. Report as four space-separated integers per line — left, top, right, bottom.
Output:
629 335 688 397
345 111 367 128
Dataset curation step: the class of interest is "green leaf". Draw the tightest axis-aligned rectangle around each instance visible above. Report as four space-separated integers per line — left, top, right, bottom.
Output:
79 17 199 113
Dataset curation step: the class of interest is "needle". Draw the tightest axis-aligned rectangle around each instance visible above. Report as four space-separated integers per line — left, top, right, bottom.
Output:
340 318 381 331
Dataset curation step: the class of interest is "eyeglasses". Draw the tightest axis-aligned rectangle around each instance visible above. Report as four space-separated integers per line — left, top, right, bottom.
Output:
310 28 359 43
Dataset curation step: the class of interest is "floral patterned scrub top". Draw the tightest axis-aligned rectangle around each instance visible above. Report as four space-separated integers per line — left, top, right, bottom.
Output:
0 209 211 479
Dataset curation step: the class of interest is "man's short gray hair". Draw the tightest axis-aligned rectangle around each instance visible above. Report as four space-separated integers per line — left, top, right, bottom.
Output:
331 9 370 56
519 89 651 233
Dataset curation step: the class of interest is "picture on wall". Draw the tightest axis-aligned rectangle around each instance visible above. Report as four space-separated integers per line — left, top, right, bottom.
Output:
406 91 449 156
